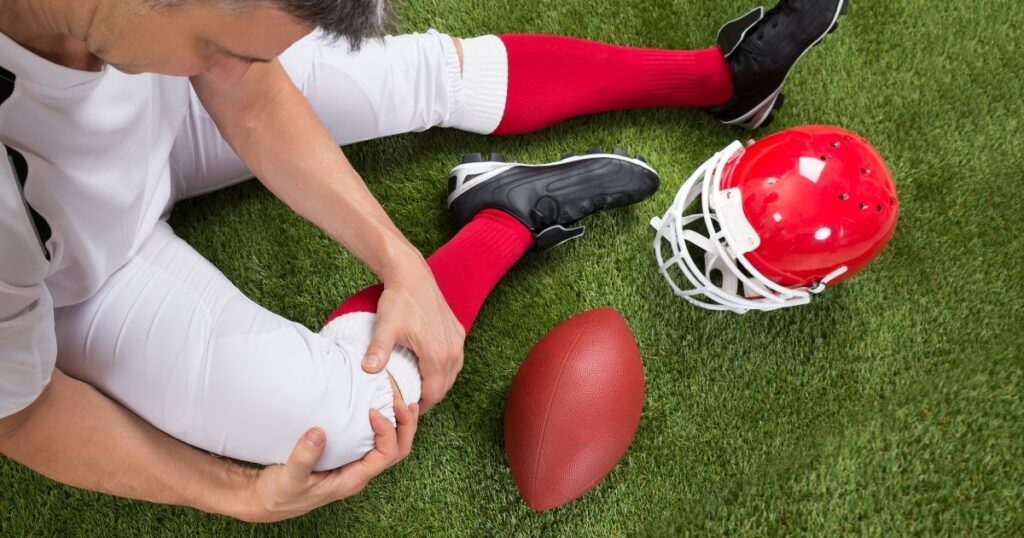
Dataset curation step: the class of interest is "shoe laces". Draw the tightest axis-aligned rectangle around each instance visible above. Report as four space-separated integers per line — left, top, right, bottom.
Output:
750 0 800 50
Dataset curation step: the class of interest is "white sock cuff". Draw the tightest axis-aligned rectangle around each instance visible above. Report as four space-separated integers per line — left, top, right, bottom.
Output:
457 35 509 134
321 312 422 405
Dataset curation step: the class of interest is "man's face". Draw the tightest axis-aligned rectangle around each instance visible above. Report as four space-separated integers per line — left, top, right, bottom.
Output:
89 1 315 86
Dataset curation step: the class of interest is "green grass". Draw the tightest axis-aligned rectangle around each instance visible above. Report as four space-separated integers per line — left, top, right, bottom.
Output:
3 0 1023 535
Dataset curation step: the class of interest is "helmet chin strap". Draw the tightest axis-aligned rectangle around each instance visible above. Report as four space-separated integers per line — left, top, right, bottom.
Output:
808 266 848 294
651 141 813 314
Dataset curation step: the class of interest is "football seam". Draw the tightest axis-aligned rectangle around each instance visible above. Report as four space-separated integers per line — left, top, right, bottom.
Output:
527 317 595 503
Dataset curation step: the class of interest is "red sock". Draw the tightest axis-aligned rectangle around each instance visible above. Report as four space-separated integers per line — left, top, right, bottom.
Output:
326 210 534 333
494 35 733 135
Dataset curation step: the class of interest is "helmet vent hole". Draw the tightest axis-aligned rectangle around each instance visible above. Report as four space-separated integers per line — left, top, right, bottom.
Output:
830 141 841 148
876 204 883 212
839 193 850 201
859 202 869 210
861 167 872 175
819 155 829 161
843 135 853 141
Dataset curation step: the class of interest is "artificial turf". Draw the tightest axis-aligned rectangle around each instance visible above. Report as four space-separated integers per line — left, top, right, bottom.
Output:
2 0 1022 535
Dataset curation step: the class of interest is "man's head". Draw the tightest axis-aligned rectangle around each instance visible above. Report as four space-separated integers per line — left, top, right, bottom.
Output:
88 0 394 84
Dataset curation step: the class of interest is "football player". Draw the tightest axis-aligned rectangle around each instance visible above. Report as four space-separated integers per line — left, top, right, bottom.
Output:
0 0 846 521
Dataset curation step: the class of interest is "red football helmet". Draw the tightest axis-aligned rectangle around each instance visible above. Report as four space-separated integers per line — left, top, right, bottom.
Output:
651 125 899 313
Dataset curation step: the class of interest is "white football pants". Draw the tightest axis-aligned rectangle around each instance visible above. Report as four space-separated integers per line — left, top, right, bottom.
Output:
53 30 508 471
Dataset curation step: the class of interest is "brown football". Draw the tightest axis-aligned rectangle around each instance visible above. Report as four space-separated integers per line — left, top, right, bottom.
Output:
504 307 645 511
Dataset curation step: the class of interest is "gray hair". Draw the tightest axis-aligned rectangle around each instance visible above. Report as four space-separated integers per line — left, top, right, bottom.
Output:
146 0 396 48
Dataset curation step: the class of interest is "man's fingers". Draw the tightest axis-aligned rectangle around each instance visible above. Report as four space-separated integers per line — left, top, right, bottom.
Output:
341 409 400 489
393 402 419 460
363 320 399 374
320 410 400 499
367 408 400 464
418 376 448 413
283 428 326 485
409 319 464 414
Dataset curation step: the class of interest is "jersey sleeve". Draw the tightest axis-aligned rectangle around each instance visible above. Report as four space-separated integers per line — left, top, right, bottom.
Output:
0 147 56 419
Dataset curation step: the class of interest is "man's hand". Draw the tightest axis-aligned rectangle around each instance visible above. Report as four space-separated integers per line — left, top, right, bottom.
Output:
243 400 418 523
362 259 466 413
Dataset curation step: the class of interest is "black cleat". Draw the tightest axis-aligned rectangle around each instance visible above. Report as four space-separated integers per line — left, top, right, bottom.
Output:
706 0 849 129
448 151 660 251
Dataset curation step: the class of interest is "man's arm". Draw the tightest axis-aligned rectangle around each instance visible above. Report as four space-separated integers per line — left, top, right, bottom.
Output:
191 62 465 411
0 369 418 523
0 369 253 518
191 62 419 288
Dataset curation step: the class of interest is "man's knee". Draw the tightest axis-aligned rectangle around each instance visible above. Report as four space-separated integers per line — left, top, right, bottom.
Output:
308 373 406 471
311 373 397 471
198 321 401 471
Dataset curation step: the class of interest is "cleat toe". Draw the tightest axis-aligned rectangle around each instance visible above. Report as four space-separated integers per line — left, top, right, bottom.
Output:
462 153 483 164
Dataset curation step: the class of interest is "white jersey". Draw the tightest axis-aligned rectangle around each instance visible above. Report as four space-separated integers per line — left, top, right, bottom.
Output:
0 30 189 417
0 28 474 469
